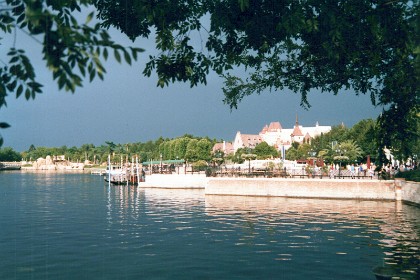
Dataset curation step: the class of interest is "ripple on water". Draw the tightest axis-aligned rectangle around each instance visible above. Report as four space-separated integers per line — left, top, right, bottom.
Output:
0 173 419 279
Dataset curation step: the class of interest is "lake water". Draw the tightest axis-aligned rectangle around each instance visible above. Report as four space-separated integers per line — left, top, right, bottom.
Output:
0 172 419 279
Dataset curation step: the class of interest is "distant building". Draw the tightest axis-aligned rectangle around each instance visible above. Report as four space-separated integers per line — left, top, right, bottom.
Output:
212 141 235 155
228 115 331 153
53 155 66 162
233 132 263 152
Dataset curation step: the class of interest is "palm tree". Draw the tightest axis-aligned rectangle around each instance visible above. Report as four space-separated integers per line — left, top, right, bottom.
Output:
241 153 257 173
340 140 364 163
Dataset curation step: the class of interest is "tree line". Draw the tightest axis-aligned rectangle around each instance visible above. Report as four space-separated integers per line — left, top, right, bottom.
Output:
2 118 417 166
0 134 218 164
285 120 377 165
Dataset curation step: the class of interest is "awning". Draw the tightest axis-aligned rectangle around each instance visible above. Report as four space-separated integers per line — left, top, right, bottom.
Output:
142 159 185 165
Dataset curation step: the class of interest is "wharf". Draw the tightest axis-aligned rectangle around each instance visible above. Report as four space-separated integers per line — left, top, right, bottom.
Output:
90 168 107 175
137 174 420 206
0 162 21 170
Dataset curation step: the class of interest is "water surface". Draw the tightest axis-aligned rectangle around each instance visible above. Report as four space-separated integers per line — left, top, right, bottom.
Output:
0 172 419 279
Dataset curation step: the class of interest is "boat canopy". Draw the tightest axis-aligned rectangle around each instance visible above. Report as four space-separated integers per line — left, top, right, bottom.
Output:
142 159 185 165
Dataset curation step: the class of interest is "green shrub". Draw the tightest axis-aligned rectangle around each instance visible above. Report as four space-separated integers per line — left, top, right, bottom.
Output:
395 169 420 182
192 160 208 172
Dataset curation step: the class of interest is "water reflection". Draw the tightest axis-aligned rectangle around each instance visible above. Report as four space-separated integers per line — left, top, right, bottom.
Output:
3 170 419 279
103 185 419 279
105 184 145 222
205 195 420 278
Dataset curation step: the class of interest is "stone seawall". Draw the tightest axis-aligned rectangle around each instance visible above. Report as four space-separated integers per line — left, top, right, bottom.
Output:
139 174 420 206
140 174 209 189
399 179 420 205
206 178 397 201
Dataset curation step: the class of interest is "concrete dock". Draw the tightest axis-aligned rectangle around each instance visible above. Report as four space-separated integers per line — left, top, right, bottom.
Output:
139 174 420 206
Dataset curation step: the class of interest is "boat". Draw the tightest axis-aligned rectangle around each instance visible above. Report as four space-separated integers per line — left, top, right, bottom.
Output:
0 162 21 171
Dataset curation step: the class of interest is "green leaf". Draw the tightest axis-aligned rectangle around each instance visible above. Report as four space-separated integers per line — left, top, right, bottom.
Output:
70 14 78 27
6 80 17 91
9 56 19 64
0 122 10 129
16 84 23 98
78 62 86 77
238 0 249 11
85 11 94 24
157 78 166 88
24 89 31 100
114 49 121 63
58 75 66 90
103 48 108 60
89 69 96 82
97 71 104 80
123 50 131 65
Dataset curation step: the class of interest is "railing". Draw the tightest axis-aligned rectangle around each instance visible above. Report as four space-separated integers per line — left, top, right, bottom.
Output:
90 168 107 175
0 162 22 170
208 167 377 179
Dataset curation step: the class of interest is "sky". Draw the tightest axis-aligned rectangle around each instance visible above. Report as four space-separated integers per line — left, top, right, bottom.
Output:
0 14 384 152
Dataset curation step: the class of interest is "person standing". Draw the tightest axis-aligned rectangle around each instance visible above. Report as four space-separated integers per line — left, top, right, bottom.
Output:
329 164 335 179
350 164 355 179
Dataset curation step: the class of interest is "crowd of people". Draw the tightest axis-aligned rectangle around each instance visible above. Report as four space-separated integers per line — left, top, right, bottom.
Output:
322 162 418 180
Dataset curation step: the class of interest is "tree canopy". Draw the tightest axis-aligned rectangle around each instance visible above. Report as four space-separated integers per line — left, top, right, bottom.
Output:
19 134 216 164
254 141 279 159
310 120 378 164
0 0 143 145
0 146 21 161
94 0 419 163
1 1 418 162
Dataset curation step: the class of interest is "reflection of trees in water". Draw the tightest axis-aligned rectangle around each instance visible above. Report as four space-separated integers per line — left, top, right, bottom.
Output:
205 196 420 278
384 241 419 278
377 205 420 278
241 212 257 245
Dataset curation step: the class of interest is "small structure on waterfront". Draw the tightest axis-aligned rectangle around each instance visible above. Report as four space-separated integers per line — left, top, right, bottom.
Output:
105 156 145 186
0 162 21 170
19 155 85 171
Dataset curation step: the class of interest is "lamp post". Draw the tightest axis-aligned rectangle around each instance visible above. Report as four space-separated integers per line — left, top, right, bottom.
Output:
215 151 222 174
334 148 348 179
335 148 342 178
308 150 317 166
160 154 163 174
313 151 317 166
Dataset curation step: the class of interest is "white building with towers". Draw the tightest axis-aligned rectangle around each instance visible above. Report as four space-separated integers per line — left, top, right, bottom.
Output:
214 115 332 155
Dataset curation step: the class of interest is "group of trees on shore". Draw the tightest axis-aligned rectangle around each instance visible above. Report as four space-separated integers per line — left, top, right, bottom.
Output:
10 134 218 165
285 119 378 165
2 118 417 167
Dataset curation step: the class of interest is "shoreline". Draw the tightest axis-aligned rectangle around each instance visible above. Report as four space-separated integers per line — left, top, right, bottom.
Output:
138 174 420 206
5 170 420 206
18 166 105 173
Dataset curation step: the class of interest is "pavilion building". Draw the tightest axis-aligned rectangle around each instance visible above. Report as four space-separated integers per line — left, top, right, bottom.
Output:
229 116 331 154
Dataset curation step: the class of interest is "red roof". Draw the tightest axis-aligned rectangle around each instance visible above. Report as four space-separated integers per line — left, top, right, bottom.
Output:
291 114 304 136
212 142 234 154
268 122 282 131
260 125 268 134
291 125 304 136
240 134 262 147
